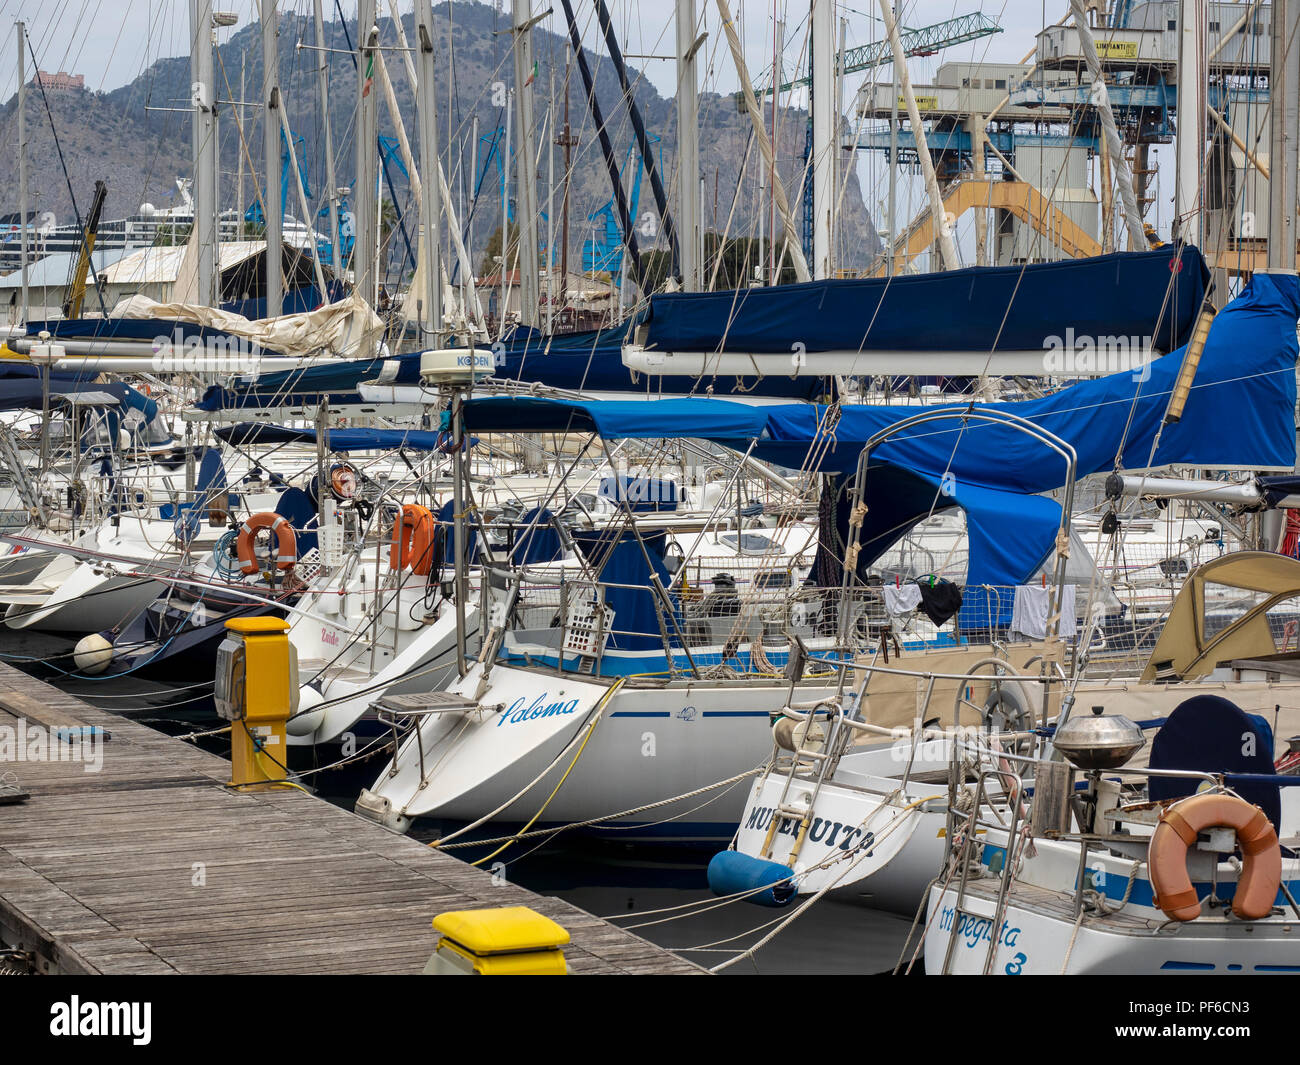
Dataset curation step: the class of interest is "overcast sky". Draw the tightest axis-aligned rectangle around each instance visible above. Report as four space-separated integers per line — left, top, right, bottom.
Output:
0 0 1054 101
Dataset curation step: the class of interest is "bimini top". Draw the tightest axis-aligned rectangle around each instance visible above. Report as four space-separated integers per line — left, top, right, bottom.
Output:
462 395 771 442
214 423 446 452
463 271 1300 591
1141 552 1300 683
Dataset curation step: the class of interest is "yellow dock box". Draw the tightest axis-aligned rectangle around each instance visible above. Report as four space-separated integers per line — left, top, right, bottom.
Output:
425 906 570 975
213 617 298 789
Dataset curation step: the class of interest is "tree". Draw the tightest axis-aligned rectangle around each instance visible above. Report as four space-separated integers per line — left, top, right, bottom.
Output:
478 219 521 277
379 198 399 251
637 233 799 291
153 222 192 247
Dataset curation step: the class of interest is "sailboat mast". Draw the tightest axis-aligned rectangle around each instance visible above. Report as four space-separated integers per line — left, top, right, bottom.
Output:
887 26 897 276
261 0 282 316
502 87 512 339
237 53 245 235
810 0 834 279
16 22 28 323
676 0 701 291
1270 0 1299 271
511 0 541 328
192 0 219 307
1174 0 1207 247
313 0 343 277
416 0 443 343
355 0 379 317
546 65 556 330
558 66 575 315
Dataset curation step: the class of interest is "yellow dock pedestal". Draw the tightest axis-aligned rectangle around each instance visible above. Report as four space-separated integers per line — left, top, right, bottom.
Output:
425 906 570 975
213 617 297 790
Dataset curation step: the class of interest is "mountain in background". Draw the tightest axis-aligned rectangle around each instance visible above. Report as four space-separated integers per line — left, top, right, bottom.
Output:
0 0 879 280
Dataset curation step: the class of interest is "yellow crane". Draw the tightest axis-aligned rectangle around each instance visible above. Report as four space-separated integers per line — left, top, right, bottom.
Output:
61 180 108 319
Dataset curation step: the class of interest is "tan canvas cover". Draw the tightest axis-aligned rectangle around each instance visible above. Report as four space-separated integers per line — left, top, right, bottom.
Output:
853 642 1061 731
109 291 384 361
1140 551 1300 682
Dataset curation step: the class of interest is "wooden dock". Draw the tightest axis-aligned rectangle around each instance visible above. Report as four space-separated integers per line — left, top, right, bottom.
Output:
0 662 703 975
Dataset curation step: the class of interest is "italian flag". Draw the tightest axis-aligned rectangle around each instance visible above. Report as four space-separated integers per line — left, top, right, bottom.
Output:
362 53 375 97
523 60 538 87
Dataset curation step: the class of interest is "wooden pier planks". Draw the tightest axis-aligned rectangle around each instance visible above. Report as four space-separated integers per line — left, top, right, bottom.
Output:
0 662 702 975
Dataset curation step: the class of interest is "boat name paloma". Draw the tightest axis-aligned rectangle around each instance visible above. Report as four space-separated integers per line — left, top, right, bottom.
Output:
497 693 582 727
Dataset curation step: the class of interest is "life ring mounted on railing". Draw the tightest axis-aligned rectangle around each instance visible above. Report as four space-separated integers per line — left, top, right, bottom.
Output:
390 503 436 576
236 512 298 578
1149 792 1282 922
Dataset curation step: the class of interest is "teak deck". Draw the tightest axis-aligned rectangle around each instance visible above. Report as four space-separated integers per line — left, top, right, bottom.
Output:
0 662 702 975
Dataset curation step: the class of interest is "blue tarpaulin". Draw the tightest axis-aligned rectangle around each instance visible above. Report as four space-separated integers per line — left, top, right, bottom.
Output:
572 529 676 651
636 246 1209 357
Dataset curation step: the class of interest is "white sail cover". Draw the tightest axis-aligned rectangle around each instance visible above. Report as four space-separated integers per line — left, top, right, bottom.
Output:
109 292 385 360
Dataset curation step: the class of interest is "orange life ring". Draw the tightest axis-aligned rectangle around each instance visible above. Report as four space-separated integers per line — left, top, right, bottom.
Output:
1149 793 1281 922
236 512 298 576
389 504 435 576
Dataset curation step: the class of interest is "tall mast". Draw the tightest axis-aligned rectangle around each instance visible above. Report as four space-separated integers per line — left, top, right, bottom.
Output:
502 87 512 339
810 0 835 279
16 23 28 322
469 114 479 277
546 65 556 330
261 0 282 316
511 0 541 327
416 0 443 343
1174 0 1207 246
1270 0 1299 270
355 0 379 315
557 64 576 315
193 0 219 306
237 53 245 234
313 0 343 277
676 0 701 291
887 28 898 275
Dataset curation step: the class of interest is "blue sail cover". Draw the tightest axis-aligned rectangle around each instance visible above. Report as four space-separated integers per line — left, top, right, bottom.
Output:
492 321 833 400
637 246 1208 357
28 316 284 359
195 353 423 411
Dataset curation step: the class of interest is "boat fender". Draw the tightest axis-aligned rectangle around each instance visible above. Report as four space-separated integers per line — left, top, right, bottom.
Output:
236 512 298 577
707 850 797 907
73 632 114 675
1149 793 1281 922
